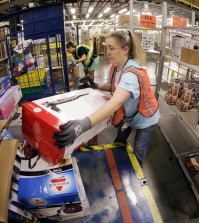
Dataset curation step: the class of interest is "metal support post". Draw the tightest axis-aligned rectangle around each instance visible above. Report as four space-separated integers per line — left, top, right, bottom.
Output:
155 1 167 99
76 22 79 45
114 15 116 31
130 0 134 32
192 11 195 27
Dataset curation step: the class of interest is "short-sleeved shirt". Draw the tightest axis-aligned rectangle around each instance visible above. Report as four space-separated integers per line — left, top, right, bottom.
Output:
74 46 98 67
107 59 160 129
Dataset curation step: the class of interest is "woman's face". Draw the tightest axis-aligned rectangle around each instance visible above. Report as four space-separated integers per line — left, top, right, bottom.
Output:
105 37 129 68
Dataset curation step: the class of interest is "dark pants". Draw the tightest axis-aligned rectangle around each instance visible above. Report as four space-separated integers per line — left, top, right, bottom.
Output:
114 123 156 166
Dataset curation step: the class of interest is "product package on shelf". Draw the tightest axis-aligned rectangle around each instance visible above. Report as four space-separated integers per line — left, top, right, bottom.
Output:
165 78 184 104
185 154 199 176
13 39 33 57
170 35 185 58
22 88 112 165
18 150 91 220
8 107 23 141
0 85 22 119
176 81 199 111
0 75 11 97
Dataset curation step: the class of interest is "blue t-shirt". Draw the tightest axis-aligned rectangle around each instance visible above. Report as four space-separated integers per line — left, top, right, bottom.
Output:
107 59 160 129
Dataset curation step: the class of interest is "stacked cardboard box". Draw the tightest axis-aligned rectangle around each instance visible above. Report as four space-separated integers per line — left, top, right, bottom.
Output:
165 78 184 105
0 85 22 119
0 64 9 77
81 29 90 46
0 42 7 61
18 152 91 220
176 81 199 111
96 35 106 55
0 120 35 222
165 78 199 111
0 26 9 41
22 88 112 165
180 47 199 66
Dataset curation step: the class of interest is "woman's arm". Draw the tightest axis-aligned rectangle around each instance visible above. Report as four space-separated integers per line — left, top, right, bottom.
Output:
98 83 111 92
89 87 131 126
77 54 87 63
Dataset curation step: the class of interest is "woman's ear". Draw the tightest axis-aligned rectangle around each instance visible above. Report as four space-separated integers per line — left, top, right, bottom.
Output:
123 46 129 55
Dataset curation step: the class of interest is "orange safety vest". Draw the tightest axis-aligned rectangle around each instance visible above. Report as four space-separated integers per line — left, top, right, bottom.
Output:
109 65 159 127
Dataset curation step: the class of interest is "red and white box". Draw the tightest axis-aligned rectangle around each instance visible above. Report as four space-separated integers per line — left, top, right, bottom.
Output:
0 85 22 119
22 88 112 164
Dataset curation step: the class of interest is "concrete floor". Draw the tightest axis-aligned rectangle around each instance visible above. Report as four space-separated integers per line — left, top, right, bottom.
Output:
40 55 199 223
94 56 199 223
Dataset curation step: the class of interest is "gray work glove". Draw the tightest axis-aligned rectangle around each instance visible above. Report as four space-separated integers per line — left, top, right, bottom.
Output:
69 60 78 67
53 117 92 148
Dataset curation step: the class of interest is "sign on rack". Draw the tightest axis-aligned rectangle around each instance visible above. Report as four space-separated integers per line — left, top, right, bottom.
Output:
142 32 155 50
172 16 187 28
140 15 156 28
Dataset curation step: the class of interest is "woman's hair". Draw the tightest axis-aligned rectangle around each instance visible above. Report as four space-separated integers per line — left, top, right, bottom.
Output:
106 30 146 65
66 42 74 48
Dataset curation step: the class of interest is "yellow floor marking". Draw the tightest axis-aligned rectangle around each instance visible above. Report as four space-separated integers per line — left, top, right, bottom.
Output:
142 185 164 223
126 142 144 179
80 142 125 151
80 141 163 223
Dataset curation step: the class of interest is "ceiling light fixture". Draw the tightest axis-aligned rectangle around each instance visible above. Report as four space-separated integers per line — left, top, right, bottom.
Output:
119 8 127 14
88 7 93 13
98 13 103 18
73 15 76 19
86 14 90 18
110 14 115 18
71 8 75 14
104 7 111 13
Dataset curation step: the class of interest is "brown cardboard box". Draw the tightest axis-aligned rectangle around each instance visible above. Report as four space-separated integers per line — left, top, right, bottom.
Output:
192 0 199 7
97 35 106 55
181 47 199 66
0 27 9 41
118 15 130 26
180 47 192 64
0 120 18 223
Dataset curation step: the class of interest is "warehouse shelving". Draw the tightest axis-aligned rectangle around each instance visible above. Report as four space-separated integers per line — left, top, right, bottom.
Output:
156 1 199 209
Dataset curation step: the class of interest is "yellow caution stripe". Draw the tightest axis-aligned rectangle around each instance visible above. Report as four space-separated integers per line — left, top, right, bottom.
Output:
80 142 126 152
126 142 163 223
126 142 144 179
142 185 164 223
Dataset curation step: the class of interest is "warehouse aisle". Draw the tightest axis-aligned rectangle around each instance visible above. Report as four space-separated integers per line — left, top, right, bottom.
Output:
41 56 199 223
77 56 199 223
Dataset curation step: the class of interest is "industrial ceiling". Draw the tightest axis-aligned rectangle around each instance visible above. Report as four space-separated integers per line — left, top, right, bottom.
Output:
0 0 198 22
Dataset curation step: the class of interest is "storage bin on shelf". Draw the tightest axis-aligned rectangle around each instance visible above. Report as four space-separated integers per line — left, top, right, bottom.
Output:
16 68 45 88
15 68 47 96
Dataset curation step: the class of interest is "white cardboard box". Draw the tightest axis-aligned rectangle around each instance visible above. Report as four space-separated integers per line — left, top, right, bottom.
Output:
22 88 112 165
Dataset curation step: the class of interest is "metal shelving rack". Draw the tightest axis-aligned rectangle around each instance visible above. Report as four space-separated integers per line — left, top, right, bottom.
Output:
1 3 70 101
156 1 199 209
